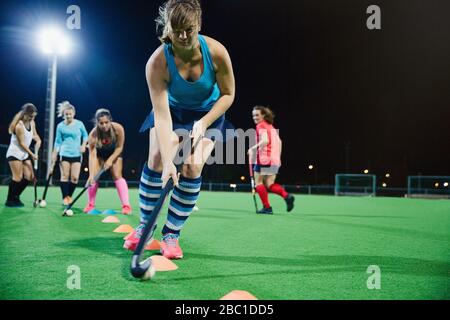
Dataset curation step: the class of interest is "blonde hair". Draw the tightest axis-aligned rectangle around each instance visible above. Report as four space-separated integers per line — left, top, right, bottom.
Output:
156 0 202 44
57 101 75 118
93 108 117 148
9 103 38 134
253 105 275 125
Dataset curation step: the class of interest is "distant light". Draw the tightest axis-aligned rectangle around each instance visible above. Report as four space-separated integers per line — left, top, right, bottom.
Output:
230 184 237 189
385 173 390 178
131 169 136 174
434 182 439 188
444 182 449 187
382 183 387 188
240 176 245 181
38 27 71 55
84 167 88 172
308 165 314 170
364 169 369 174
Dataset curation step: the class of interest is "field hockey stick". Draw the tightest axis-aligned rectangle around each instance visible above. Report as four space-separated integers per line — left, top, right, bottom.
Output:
33 158 39 207
62 167 106 216
40 161 56 203
248 154 258 213
131 136 201 279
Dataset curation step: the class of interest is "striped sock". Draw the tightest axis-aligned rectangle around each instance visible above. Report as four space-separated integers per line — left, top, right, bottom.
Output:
139 164 163 224
162 175 202 236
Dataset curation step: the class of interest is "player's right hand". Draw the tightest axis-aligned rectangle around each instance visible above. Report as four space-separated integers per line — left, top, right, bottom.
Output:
87 175 95 186
31 153 38 161
161 161 179 188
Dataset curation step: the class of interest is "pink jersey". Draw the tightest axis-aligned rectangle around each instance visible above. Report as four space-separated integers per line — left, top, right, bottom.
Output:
256 121 281 166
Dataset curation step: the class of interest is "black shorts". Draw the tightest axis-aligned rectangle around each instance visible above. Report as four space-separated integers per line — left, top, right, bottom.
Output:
96 149 121 161
253 164 280 175
60 156 82 163
7 156 30 162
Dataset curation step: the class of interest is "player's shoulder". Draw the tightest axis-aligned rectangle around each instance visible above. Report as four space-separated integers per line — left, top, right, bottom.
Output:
146 44 167 71
202 35 228 56
112 122 124 132
15 120 25 131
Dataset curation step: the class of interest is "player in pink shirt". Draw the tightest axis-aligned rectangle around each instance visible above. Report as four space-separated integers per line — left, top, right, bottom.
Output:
248 106 295 214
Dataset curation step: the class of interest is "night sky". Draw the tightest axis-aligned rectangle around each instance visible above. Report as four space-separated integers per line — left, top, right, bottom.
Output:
1 0 449 187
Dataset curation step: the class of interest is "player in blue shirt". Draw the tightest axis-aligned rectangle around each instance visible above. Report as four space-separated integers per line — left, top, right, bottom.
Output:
51 101 89 205
124 0 235 260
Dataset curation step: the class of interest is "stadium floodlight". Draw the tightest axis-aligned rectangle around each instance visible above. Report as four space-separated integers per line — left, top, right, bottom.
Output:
363 169 369 174
382 183 387 187
385 173 390 178
444 182 449 187
308 165 314 170
36 26 72 179
38 27 71 55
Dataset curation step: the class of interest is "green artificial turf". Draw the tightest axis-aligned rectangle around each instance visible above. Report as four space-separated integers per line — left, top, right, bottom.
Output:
0 186 449 300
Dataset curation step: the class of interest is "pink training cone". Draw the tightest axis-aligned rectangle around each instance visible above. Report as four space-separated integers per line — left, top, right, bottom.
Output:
220 290 258 300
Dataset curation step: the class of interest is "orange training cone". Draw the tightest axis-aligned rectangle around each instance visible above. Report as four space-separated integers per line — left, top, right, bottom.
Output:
150 255 178 271
220 290 258 300
102 216 120 223
145 239 161 250
113 224 134 233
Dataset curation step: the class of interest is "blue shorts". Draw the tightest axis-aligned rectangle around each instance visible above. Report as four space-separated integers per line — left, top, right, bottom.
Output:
253 164 280 175
139 108 235 142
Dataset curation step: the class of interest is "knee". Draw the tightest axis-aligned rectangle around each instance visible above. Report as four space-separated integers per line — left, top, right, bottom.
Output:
181 164 202 179
265 181 273 189
71 177 79 184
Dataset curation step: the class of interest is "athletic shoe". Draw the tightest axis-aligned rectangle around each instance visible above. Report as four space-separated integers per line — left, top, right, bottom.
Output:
257 207 273 214
63 196 71 206
15 197 24 207
160 233 183 259
121 205 132 215
83 203 95 213
123 223 149 251
5 199 23 207
285 194 295 212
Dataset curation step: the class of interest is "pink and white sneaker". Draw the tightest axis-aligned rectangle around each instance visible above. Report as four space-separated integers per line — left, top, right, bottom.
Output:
121 205 132 215
123 223 147 251
83 203 95 213
160 233 183 259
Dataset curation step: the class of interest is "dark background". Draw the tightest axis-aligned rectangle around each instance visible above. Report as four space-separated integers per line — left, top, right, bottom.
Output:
1 0 449 186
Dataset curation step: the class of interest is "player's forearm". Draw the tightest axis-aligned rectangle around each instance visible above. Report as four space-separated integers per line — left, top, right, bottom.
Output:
18 140 34 156
250 139 268 151
154 111 174 164
203 94 234 127
107 147 123 164
34 139 41 153
88 150 98 174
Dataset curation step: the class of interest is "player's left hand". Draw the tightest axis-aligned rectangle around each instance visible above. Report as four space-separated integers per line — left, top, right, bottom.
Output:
104 159 113 170
80 145 86 153
191 119 206 144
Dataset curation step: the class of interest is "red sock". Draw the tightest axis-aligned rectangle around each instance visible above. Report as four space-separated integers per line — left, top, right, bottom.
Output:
255 184 271 208
268 183 289 199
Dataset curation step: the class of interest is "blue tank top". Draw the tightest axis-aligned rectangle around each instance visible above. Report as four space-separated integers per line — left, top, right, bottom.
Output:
164 34 220 111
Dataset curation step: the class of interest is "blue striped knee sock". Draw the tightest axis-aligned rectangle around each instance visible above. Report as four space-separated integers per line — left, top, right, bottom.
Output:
139 164 163 224
162 175 202 236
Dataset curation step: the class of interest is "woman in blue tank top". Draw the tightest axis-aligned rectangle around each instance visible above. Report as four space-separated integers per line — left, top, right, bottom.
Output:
125 0 235 259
